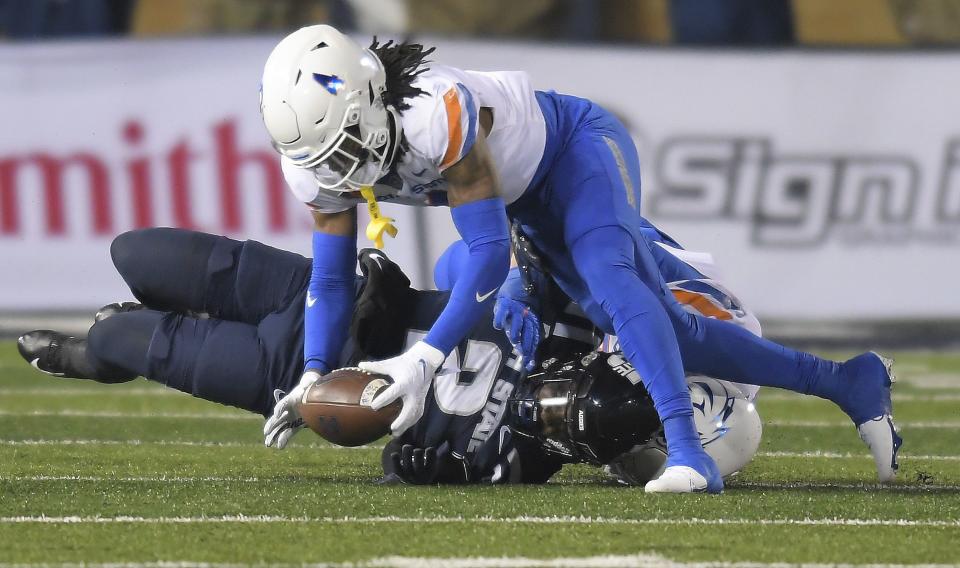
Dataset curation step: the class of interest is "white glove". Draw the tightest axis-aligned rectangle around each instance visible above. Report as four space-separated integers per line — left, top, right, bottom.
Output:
358 341 445 436
263 369 322 449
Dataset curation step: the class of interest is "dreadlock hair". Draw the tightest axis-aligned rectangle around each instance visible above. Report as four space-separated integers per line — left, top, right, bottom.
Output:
368 38 436 113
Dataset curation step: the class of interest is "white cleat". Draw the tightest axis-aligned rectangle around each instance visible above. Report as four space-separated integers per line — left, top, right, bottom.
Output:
858 415 902 484
644 466 708 494
839 352 901 483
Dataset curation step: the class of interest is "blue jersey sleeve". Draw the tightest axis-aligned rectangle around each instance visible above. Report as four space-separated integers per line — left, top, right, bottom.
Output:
424 198 510 355
433 239 470 291
303 231 357 373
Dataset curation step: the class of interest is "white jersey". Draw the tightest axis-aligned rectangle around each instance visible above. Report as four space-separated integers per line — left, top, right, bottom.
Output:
282 64 547 213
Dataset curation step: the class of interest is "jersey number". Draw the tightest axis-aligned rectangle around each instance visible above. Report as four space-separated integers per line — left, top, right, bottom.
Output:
405 331 502 416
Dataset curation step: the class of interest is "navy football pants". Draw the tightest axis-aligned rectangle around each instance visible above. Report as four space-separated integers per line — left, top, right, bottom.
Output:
85 228 310 416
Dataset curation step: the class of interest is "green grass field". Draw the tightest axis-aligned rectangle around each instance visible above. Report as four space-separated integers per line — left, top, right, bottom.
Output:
1 340 958 567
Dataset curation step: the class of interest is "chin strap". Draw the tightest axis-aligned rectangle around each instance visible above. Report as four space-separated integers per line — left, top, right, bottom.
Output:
360 186 398 249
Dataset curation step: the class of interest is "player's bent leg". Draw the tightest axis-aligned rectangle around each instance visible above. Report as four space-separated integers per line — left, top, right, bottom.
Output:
664 301 900 481
569 226 722 494
87 310 274 416
85 310 163 378
110 228 226 315
110 228 311 324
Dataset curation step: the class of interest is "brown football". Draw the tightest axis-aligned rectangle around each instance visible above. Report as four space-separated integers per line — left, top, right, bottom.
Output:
298 368 401 447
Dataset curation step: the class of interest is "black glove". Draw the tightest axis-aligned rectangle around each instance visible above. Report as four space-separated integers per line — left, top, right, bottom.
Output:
379 440 469 485
392 444 440 484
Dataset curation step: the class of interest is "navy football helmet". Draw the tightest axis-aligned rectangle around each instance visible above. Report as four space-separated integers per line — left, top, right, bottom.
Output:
508 351 662 465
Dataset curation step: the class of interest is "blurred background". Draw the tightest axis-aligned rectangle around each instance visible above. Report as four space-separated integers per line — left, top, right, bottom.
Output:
1 0 958 348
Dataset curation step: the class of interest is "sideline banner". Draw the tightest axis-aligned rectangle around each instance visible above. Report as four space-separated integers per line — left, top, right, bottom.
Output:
1 37 956 318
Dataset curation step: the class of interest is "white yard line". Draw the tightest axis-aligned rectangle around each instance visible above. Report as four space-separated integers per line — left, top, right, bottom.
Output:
0 439 376 450
759 393 960 402
766 420 960 429
757 451 960 461
899 374 960 390
2 475 264 483
0 388 172 396
0 560 958 568
0 410 256 420
6 475 958 492
0 515 957 528
731 481 960 492
1 440 957 461
299 559 960 568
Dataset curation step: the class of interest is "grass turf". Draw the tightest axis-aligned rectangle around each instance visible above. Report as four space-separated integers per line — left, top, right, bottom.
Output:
0 341 958 565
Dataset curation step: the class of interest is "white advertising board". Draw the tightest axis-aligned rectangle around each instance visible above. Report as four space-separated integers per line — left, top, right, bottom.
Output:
0 37 956 319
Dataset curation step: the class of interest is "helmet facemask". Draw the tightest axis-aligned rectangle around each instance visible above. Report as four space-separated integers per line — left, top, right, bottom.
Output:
307 103 401 192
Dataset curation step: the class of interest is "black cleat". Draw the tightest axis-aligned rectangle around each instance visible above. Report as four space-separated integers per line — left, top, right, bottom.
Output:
17 330 135 383
95 302 145 323
18 330 83 378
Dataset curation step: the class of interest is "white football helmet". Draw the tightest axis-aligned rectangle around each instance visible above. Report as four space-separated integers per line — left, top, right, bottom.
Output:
260 25 400 191
605 377 763 485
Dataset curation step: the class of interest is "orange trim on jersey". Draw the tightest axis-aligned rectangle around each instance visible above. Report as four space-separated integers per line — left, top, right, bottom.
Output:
440 87 464 170
672 290 733 320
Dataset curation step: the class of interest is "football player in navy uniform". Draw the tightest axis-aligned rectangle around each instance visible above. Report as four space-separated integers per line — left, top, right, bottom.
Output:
16 228 601 477
260 26 897 492
17 228 763 485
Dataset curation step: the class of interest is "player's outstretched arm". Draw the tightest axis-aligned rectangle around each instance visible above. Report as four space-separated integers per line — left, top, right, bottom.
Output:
265 208 357 449
427 131 512 356
304 208 358 374
361 134 511 435
435 239 542 371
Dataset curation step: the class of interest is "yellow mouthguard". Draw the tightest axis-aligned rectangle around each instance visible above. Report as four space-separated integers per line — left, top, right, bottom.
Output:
360 186 398 249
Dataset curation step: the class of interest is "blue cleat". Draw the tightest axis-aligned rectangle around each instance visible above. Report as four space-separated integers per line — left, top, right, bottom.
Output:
835 352 901 483
645 449 723 494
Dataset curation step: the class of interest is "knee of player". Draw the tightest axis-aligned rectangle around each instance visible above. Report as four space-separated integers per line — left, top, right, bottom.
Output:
110 229 154 272
666 304 708 343
580 262 655 318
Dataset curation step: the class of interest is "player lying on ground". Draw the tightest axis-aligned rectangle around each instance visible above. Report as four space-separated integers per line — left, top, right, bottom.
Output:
17 228 762 484
17 228 891 484
261 26 898 492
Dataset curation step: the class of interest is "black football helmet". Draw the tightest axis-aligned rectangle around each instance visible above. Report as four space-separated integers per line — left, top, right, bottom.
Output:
508 351 662 465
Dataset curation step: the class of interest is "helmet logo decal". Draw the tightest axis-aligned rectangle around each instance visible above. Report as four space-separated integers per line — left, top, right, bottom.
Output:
313 73 345 95
606 353 642 386
691 380 737 445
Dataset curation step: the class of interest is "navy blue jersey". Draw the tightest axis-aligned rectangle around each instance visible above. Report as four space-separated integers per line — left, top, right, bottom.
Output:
397 290 530 477
400 289 601 482
347 250 599 482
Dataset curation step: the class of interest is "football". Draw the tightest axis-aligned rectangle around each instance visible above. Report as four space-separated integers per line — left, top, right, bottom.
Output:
298 367 401 447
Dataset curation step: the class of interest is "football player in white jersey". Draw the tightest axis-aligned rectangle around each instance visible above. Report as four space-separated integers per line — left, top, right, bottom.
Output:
260 26 899 493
